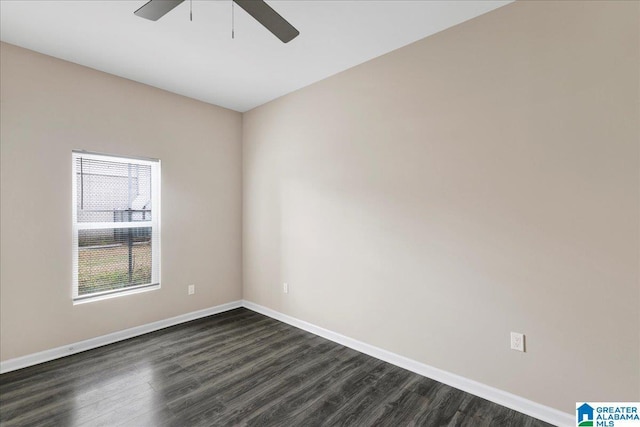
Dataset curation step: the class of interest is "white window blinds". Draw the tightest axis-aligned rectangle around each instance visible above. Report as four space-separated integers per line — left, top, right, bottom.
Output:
72 151 160 301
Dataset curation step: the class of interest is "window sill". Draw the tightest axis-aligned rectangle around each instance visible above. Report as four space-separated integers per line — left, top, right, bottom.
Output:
73 283 160 305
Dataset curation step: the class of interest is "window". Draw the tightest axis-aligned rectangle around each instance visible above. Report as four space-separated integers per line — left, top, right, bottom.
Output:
72 151 160 302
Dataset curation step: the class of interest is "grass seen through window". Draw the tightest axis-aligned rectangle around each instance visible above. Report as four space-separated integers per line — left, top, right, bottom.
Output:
78 242 152 295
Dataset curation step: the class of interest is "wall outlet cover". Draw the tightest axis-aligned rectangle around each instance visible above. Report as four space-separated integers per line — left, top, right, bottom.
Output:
511 332 525 352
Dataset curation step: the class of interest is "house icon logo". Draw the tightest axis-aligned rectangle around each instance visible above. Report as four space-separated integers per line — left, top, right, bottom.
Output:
577 403 594 426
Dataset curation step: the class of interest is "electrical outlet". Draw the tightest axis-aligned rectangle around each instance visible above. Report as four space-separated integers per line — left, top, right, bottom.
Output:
510 332 525 352
188 284 195 295
283 283 289 294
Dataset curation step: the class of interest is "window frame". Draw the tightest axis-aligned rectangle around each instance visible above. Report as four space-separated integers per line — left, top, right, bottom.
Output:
71 150 161 304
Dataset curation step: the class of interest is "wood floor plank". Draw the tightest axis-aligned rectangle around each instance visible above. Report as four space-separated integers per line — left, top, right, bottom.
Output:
0 308 554 427
341 375 425 426
164 334 326 422
313 361 410 426
218 348 361 425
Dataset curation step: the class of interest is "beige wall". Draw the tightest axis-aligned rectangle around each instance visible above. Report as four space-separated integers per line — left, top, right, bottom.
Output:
243 0 640 414
0 42 243 361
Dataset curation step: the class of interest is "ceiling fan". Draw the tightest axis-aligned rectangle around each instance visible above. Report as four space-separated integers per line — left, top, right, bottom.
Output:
134 0 299 43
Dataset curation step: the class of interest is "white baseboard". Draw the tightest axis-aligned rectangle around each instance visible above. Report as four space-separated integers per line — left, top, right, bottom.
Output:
241 300 574 427
0 300 243 374
0 298 573 426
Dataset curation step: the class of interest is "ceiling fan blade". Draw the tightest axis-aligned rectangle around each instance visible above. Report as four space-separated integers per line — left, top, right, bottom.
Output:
233 0 299 43
134 0 185 21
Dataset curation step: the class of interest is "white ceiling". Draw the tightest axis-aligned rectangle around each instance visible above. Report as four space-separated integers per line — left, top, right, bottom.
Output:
0 0 512 112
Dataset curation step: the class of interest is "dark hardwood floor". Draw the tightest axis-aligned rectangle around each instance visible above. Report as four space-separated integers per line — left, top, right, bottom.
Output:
0 308 553 427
